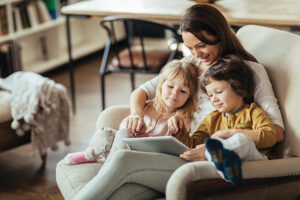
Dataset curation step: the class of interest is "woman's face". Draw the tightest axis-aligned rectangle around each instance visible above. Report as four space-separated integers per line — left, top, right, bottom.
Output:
182 31 221 66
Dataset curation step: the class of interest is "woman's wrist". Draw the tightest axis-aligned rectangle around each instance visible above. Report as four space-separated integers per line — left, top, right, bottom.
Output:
129 113 143 119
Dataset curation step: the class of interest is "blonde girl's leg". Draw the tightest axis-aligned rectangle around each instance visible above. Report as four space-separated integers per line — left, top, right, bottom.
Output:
64 127 116 164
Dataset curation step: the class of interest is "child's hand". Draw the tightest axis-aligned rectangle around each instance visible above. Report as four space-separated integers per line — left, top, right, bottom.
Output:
133 132 149 137
212 129 236 139
125 114 146 135
168 116 183 134
180 144 206 161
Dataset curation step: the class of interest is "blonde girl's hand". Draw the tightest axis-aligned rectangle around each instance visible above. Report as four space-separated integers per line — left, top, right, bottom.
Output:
180 144 207 161
168 116 183 134
125 114 146 135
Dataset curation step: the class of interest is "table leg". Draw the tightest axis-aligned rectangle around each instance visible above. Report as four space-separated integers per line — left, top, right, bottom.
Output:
66 15 76 113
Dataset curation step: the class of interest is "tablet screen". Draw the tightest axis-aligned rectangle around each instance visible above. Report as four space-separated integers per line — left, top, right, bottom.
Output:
123 136 189 156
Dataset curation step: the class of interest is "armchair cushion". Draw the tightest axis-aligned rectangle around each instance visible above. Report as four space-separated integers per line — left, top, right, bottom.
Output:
56 160 102 200
56 105 130 200
236 25 300 157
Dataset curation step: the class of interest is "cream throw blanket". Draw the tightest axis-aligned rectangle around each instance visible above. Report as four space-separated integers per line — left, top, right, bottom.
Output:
0 72 70 155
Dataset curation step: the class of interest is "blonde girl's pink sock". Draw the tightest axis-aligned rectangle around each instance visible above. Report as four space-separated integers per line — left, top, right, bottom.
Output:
63 152 96 165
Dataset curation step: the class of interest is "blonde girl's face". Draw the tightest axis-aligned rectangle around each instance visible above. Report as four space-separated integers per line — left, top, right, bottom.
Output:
161 74 191 113
205 78 244 115
182 31 221 67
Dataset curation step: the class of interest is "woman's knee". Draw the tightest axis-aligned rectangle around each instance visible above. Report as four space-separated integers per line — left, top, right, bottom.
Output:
110 150 136 166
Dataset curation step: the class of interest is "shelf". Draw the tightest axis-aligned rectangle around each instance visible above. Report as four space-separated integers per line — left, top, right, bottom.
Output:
15 17 65 38
25 37 104 73
0 0 23 6
0 34 14 43
1 0 108 76
0 18 65 43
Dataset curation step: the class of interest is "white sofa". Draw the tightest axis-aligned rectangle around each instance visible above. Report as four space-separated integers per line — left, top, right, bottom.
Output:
56 25 300 199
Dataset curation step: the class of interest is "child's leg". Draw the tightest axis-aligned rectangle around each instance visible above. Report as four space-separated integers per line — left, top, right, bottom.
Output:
223 150 242 184
221 133 267 161
205 138 242 184
105 129 132 163
204 138 224 171
206 134 268 184
64 127 116 165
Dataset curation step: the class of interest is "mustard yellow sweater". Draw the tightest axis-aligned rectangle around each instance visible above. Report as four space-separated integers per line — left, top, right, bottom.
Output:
174 103 277 153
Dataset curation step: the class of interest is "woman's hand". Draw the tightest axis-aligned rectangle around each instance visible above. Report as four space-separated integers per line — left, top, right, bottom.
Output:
125 114 146 136
211 129 236 139
168 116 183 134
128 88 147 135
134 132 149 138
180 144 207 161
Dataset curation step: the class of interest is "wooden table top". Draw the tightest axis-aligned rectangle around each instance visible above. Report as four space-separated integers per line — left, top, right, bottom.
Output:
61 0 300 28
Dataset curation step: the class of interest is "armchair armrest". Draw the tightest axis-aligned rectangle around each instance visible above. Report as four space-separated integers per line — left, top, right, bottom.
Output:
166 157 300 200
96 105 130 130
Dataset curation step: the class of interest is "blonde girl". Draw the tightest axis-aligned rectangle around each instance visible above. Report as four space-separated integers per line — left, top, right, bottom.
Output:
64 59 198 164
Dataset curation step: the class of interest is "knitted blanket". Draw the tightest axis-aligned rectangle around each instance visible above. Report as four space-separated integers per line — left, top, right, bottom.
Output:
0 72 70 155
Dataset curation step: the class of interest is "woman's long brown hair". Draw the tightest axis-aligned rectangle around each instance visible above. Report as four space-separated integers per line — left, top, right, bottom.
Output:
180 4 257 62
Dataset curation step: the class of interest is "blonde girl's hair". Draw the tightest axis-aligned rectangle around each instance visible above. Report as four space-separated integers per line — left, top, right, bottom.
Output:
152 59 198 128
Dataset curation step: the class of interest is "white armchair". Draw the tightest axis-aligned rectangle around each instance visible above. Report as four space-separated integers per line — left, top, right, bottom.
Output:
166 25 300 199
56 25 300 199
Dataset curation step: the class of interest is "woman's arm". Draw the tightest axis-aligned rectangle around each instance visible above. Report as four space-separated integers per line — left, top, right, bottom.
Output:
212 104 278 149
127 88 147 134
275 125 284 142
126 76 160 134
247 61 285 142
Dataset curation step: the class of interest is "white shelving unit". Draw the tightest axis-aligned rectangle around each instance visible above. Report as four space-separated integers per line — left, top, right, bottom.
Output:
0 0 109 73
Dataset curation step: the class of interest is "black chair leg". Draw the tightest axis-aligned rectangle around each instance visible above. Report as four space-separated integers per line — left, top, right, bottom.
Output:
130 73 135 91
101 75 106 110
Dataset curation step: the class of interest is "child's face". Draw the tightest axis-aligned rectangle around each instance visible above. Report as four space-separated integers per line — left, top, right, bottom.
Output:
161 74 191 112
206 78 244 115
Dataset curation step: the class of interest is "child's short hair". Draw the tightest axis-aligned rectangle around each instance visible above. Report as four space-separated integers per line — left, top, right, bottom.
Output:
200 55 255 104
153 59 198 124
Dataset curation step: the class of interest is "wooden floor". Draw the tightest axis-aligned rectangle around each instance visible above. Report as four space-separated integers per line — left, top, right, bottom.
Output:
0 52 155 199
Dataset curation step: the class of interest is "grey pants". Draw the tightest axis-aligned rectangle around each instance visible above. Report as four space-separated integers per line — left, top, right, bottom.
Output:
74 150 187 200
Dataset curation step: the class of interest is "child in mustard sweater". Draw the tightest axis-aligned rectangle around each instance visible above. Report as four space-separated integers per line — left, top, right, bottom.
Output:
175 55 277 184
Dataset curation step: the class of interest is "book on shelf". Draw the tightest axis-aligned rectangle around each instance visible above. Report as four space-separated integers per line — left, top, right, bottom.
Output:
19 4 31 29
13 7 23 32
0 6 9 36
26 2 40 27
39 36 49 60
0 41 22 78
36 0 52 23
0 43 12 77
42 0 58 20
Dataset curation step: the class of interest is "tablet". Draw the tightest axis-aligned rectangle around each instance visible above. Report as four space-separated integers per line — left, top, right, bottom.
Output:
123 136 189 156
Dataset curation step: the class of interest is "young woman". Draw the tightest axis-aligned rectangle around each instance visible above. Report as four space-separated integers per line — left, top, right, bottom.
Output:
74 4 284 200
64 60 198 165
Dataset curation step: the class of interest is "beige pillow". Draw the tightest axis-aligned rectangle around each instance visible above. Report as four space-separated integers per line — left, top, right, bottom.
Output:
237 25 300 157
